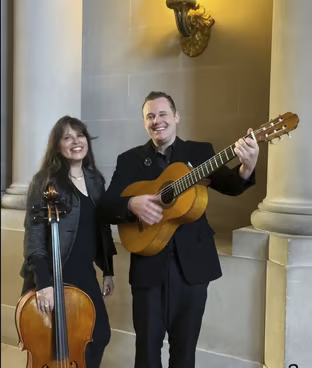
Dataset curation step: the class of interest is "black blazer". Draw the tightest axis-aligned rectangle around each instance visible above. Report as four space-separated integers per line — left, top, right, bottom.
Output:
21 168 117 293
102 137 255 288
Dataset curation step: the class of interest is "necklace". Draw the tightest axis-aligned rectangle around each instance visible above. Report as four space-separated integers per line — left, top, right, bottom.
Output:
69 173 84 180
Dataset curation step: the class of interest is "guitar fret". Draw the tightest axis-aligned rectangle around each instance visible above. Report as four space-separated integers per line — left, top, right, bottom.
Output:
213 157 218 169
170 138 243 199
178 181 183 194
185 176 189 187
177 181 181 194
201 165 205 178
230 145 235 156
178 179 184 194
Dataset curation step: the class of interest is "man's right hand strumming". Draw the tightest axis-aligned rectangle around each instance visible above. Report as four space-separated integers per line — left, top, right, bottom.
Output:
128 195 163 226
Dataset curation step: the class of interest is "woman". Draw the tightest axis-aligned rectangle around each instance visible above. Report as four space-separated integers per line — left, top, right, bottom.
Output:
20 115 117 367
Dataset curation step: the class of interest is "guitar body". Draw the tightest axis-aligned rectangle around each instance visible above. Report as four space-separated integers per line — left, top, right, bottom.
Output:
118 162 208 256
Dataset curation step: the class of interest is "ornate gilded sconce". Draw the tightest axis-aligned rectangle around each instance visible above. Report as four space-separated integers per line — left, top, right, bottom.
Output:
166 0 215 57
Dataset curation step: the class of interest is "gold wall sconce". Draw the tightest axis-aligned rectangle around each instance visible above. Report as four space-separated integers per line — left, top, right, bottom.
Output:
166 0 215 57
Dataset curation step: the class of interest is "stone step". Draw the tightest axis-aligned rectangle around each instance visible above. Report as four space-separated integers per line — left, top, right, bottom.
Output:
1 343 27 367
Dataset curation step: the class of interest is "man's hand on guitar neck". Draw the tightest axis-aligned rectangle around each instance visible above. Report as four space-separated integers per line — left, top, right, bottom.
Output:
128 195 163 226
235 128 259 180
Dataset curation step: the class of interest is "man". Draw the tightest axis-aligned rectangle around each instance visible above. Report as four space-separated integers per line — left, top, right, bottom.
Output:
102 91 259 368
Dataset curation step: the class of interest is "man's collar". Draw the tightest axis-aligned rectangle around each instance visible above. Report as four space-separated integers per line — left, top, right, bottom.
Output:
150 137 177 155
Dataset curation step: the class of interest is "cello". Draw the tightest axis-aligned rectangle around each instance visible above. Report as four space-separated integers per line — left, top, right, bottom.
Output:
15 185 96 367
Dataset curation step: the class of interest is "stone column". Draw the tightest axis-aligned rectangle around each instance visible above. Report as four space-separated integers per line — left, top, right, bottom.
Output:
249 1 312 367
251 0 312 236
1 0 83 209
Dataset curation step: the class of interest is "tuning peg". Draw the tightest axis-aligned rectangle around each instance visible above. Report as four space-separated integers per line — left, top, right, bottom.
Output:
279 136 284 141
269 140 276 144
288 132 292 138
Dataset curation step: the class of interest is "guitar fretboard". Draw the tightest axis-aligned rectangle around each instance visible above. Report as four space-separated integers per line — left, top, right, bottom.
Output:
160 133 253 201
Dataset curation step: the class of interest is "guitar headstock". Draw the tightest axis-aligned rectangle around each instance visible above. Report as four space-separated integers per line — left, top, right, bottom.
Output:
254 112 299 143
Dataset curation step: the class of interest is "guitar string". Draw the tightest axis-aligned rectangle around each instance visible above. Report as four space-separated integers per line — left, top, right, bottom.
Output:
156 132 254 199
156 120 284 200
159 145 236 201
157 143 243 199
159 118 289 200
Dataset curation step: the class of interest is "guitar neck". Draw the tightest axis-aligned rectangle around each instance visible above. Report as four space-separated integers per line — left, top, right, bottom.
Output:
172 132 253 197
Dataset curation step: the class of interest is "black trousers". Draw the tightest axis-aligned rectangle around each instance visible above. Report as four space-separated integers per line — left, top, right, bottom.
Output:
84 278 111 368
131 252 209 368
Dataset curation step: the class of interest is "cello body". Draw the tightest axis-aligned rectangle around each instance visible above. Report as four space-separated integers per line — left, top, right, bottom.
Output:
15 286 95 368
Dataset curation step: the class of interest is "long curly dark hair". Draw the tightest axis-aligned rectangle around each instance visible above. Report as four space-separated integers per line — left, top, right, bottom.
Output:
35 115 104 194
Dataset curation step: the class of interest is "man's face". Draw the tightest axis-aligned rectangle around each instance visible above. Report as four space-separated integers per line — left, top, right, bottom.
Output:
143 97 180 147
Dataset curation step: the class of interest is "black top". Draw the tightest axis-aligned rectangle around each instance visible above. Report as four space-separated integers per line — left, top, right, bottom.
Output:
21 168 117 294
62 189 100 284
30 189 101 290
152 138 176 170
152 139 176 252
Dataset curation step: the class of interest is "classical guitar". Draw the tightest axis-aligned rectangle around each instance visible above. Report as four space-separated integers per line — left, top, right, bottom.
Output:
118 112 299 256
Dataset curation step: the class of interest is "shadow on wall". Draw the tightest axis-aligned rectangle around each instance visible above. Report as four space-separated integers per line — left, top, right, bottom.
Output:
175 4 272 234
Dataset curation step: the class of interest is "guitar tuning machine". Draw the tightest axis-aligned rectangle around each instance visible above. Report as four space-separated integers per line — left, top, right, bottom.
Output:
288 132 292 138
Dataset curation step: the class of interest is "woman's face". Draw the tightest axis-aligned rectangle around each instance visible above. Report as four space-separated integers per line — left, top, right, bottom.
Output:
59 124 88 163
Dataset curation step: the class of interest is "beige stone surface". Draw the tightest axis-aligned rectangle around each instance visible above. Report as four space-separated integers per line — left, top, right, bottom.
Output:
82 0 272 234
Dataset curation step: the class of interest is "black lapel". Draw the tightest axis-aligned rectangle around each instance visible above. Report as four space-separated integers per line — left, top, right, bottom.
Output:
139 140 163 179
83 167 97 201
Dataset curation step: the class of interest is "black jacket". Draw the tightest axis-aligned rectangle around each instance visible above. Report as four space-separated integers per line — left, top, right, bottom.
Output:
20 167 117 292
101 137 255 288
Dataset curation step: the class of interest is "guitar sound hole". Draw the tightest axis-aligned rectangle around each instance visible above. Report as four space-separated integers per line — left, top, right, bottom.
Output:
161 185 174 205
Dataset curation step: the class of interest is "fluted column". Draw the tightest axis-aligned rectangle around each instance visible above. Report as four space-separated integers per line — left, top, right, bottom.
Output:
249 1 312 367
251 0 312 236
1 0 82 209
1 0 13 195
